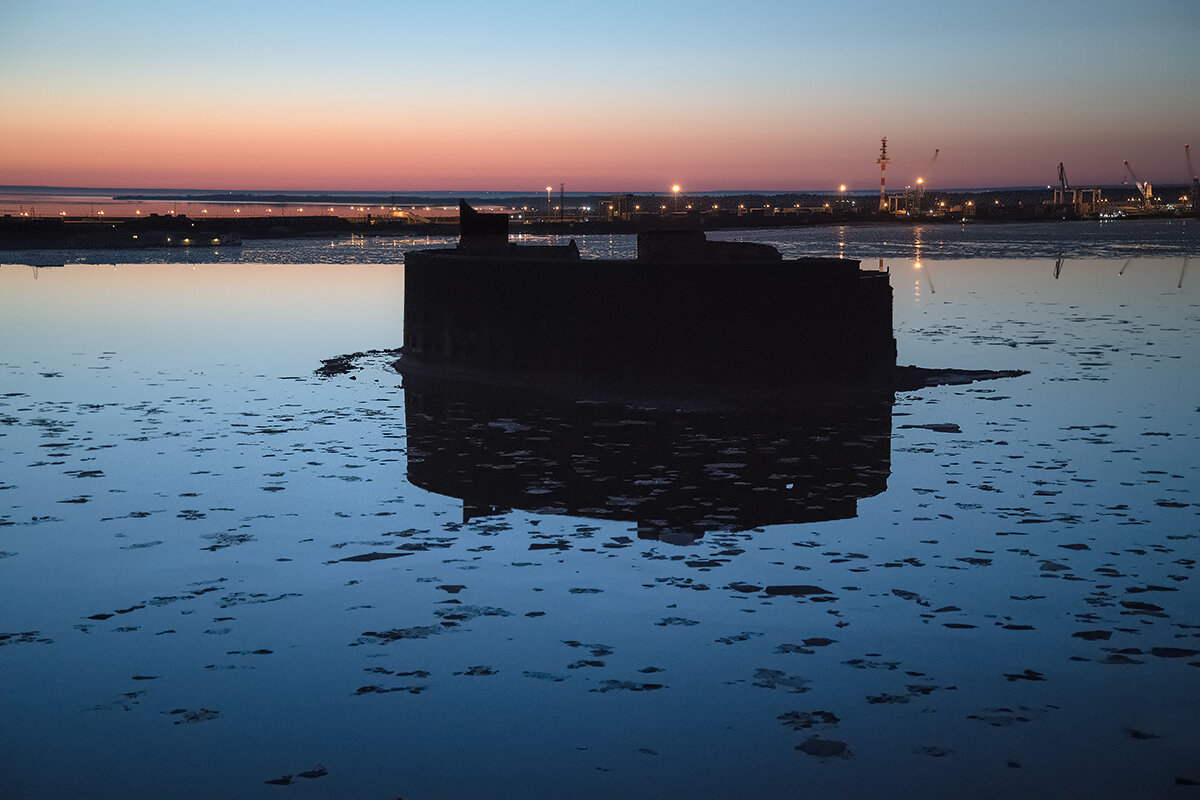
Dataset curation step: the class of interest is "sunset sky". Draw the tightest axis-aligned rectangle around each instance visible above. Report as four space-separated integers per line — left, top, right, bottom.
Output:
2 0 1197 192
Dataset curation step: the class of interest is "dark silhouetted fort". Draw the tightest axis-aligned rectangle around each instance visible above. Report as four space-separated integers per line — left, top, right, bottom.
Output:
400 202 896 391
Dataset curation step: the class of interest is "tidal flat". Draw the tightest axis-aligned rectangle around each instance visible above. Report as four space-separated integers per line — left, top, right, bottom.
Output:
1 234 1197 798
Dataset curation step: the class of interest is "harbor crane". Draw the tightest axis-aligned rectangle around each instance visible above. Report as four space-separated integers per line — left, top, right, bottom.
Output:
1122 159 1153 209
1052 162 1072 209
913 148 939 214
1054 162 1071 204
925 148 940 176
1051 163 1101 215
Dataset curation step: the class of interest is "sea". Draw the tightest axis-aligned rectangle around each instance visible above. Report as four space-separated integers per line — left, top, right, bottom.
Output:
1 220 1197 798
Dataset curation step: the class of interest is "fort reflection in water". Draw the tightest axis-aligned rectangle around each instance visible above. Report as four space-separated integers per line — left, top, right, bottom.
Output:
403 377 893 543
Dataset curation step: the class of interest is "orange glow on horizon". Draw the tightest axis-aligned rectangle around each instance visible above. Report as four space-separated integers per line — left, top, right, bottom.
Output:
0 100 961 190
4 99 1182 190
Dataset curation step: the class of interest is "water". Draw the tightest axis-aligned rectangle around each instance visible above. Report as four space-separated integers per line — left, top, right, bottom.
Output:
1 238 1197 798
712 217 1199 261
3 217 1197 267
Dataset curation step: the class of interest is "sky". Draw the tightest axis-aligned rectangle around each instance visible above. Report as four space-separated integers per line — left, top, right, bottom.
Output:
1 0 1198 192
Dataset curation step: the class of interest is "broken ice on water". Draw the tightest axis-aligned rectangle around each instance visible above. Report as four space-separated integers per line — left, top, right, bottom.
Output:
0 229 1197 798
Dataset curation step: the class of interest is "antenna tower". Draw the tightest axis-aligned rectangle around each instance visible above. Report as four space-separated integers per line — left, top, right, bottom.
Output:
876 137 890 212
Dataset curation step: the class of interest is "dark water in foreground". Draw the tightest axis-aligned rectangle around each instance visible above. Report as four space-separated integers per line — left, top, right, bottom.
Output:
0 249 1197 798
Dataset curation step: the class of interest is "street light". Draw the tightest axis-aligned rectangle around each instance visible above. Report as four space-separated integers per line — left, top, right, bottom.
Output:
671 184 681 212
546 187 552 220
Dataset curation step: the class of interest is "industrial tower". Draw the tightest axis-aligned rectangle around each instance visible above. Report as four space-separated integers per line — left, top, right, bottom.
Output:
876 137 890 212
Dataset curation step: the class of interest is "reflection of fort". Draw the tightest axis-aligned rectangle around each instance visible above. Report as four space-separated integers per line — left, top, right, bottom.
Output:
394 201 1019 542
403 377 893 543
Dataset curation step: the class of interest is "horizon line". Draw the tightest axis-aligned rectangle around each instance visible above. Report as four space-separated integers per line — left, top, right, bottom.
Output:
2 183 1167 197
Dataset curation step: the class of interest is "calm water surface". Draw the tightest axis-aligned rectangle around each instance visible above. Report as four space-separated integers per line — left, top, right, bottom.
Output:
1 240 1197 798
3 216 1197 266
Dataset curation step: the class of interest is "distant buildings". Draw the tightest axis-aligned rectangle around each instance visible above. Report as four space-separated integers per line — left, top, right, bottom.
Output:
600 193 638 221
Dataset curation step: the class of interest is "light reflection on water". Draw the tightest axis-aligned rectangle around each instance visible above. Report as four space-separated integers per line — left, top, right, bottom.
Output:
1 217 1197 267
0 256 1197 798
713 218 1199 261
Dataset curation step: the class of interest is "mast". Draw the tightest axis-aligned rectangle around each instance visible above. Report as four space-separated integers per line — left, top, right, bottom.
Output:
876 137 890 212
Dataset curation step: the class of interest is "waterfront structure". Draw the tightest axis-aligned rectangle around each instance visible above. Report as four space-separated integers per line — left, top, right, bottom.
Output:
600 193 638 222
1051 163 1104 216
399 202 896 393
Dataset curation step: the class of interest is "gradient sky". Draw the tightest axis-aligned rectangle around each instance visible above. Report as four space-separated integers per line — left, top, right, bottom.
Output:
2 0 1197 191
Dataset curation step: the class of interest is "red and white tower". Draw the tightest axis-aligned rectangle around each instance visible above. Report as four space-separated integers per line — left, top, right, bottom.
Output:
876 137 890 212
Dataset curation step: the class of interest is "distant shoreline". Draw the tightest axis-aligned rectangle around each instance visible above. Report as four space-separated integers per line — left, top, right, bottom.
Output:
4 183 1193 243
42 184 1200 209
1 205 1194 251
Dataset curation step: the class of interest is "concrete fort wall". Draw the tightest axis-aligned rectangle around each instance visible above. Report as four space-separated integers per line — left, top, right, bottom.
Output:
401 251 896 388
